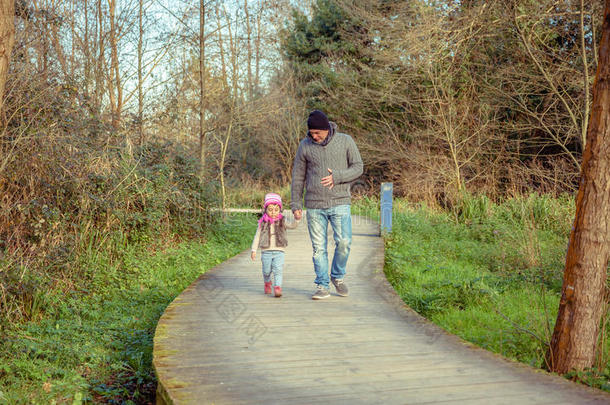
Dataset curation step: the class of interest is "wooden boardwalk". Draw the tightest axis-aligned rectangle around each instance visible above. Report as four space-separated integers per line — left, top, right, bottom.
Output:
153 214 610 404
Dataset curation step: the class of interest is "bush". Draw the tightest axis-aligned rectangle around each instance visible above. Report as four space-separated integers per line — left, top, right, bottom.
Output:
0 119 216 324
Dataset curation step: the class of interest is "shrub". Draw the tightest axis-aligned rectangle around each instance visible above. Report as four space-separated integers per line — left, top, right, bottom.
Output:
0 121 216 324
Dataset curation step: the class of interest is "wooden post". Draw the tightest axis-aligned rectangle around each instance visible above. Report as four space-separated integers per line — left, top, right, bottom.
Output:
380 182 393 235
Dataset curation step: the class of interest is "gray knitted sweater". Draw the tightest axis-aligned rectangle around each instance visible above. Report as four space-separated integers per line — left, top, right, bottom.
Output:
290 122 363 210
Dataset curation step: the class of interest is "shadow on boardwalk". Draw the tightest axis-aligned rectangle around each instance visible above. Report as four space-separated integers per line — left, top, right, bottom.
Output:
153 215 610 404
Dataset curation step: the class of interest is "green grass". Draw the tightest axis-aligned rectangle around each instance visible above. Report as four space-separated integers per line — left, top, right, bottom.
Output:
5 191 606 403
0 214 257 404
353 194 610 392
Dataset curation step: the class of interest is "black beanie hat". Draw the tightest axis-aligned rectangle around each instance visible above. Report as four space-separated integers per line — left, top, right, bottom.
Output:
307 110 330 131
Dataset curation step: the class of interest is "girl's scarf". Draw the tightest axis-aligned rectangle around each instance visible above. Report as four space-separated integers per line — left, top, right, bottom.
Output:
258 212 283 225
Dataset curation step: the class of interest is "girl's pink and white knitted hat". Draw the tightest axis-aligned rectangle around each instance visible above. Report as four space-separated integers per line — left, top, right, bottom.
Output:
263 193 282 210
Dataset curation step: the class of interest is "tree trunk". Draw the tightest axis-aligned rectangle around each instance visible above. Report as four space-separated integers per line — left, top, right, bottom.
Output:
580 0 590 151
51 10 68 77
83 0 92 100
94 0 105 115
224 5 238 100
70 0 76 79
547 0 610 374
138 0 144 145
108 0 122 128
254 3 261 95
216 3 228 91
199 0 206 178
0 0 15 115
244 0 252 99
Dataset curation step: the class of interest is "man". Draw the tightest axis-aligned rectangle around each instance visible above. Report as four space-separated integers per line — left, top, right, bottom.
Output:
291 110 364 300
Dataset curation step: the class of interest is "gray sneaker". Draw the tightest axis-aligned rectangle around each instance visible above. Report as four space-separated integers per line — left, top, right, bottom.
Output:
312 285 330 300
331 278 349 297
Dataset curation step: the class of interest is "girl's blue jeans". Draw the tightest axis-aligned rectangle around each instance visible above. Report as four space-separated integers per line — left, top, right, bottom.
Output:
261 250 285 287
306 204 352 288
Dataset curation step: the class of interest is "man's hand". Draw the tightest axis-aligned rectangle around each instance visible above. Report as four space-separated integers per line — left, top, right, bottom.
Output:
293 210 302 220
321 168 334 189
251 251 256 260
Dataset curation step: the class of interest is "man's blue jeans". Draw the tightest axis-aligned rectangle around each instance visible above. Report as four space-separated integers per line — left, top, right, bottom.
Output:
306 205 352 288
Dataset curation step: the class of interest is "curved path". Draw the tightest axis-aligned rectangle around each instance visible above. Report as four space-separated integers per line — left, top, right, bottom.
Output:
153 214 610 404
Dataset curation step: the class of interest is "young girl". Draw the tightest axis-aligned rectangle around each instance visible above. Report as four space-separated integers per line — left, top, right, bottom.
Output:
250 193 299 297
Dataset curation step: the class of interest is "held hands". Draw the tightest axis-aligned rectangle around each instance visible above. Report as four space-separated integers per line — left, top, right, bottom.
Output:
321 168 334 189
251 251 256 260
294 209 302 220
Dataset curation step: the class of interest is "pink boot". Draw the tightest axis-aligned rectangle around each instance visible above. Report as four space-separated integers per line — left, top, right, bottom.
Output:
264 282 272 294
274 286 282 297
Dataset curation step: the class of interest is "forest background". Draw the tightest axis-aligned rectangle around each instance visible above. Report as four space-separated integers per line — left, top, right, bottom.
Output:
0 0 607 403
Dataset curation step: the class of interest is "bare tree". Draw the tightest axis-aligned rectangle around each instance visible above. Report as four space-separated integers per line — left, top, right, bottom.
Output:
264 74 306 181
199 0 207 177
224 3 239 100
244 0 253 98
138 0 144 144
94 0 105 114
511 2 588 170
107 0 122 128
216 2 228 91
80 0 94 101
580 0 591 149
547 0 610 374
0 0 15 115
253 1 262 95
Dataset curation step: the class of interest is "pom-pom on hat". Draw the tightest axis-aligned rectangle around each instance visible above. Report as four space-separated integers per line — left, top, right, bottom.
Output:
307 110 330 131
263 193 282 210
